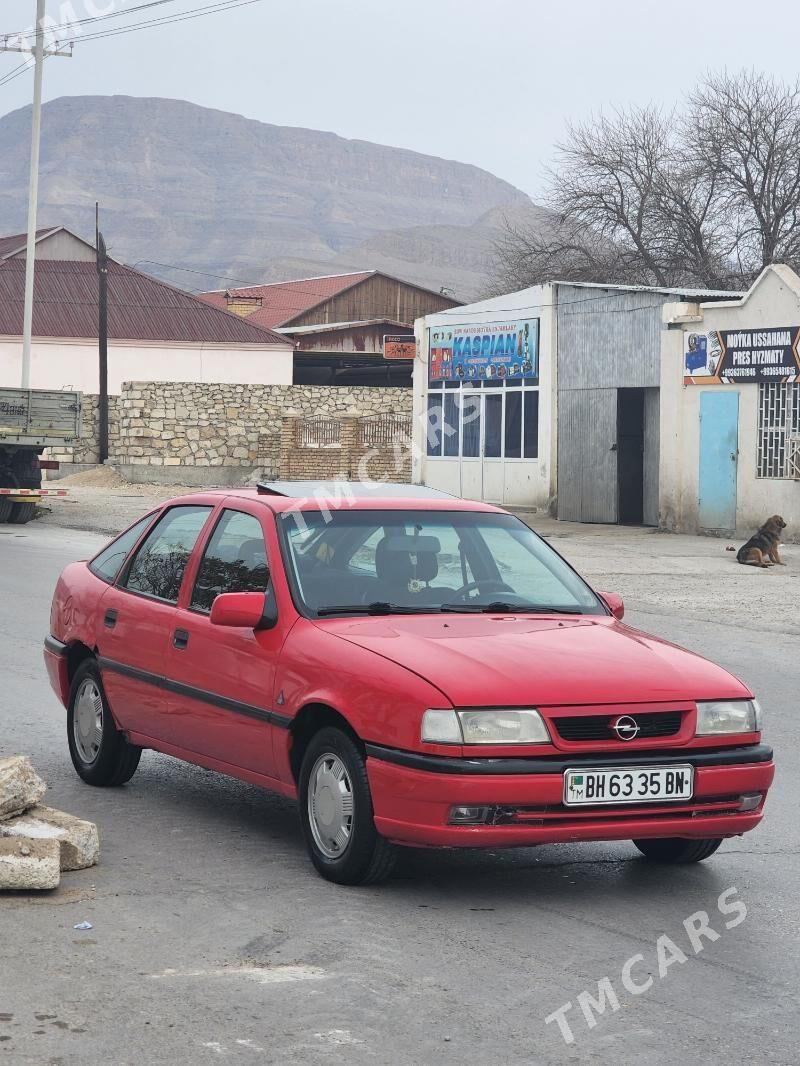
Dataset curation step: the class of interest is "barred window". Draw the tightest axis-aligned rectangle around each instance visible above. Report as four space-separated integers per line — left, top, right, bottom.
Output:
757 382 800 478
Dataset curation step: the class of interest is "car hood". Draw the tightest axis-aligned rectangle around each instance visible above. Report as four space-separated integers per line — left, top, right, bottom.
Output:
320 614 750 707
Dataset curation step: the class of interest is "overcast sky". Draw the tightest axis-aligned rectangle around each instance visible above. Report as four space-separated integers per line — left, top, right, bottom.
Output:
1 0 799 198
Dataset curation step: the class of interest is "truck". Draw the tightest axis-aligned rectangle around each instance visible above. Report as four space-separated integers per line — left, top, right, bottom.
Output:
0 388 82 524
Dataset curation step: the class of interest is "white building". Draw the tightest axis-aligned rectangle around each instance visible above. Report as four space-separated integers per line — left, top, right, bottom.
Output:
0 227 294 393
414 280 742 523
660 264 800 535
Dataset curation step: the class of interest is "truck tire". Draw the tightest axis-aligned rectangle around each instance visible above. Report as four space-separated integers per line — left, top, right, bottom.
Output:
0 499 12 523
7 502 37 524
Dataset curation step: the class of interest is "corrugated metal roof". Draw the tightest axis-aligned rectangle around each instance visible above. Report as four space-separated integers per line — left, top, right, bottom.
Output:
425 279 743 326
280 318 410 335
199 271 375 329
0 258 290 345
0 227 62 261
553 280 745 298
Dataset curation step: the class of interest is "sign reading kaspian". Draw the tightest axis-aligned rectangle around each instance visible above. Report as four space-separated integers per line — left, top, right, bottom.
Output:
429 319 539 383
684 327 800 384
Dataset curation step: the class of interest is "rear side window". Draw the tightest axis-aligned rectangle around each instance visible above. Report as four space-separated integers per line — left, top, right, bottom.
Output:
89 513 155 583
191 510 269 613
123 505 212 603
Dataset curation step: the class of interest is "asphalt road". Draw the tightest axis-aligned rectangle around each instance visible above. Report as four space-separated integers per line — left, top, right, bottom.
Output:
1 523 797 1066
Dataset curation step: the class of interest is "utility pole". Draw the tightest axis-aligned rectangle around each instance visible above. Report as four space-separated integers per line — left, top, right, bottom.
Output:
1 2 72 388
96 207 109 463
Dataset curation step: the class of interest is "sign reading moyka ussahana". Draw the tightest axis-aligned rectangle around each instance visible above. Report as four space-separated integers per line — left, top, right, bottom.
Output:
684 327 800 384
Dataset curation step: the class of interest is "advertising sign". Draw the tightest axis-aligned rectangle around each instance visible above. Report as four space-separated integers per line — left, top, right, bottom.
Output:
429 319 539 383
383 335 416 360
684 327 800 384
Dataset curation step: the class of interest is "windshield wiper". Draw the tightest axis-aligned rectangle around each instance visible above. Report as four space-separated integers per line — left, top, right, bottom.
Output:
316 602 437 617
440 601 585 614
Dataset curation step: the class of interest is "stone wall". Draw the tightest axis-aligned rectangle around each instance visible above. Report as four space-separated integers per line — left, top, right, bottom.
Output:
49 381 413 479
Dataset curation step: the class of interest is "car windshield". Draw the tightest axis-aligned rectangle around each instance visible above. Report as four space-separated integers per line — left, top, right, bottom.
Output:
278 509 605 617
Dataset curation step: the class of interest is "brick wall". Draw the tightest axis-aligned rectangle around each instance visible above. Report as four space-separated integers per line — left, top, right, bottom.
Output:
49 381 412 477
280 414 412 482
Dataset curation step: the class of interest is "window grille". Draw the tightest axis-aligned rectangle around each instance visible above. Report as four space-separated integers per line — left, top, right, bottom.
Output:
757 382 800 478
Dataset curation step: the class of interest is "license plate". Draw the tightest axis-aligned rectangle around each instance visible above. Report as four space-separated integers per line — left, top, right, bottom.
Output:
563 765 694 806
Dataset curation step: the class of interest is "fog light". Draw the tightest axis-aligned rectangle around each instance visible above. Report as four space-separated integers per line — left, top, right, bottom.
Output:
738 793 763 812
449 805 492 825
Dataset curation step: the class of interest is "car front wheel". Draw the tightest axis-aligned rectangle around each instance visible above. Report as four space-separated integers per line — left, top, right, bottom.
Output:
633 837 723 863
67 660 142 786
299 726 396 885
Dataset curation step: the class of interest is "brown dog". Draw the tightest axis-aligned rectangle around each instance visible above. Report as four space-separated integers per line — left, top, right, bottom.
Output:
736 515 787 567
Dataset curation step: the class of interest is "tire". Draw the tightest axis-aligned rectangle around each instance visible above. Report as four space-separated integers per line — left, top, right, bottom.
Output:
7 502 37 524
67 659 141 786
633 837 723 863
0 499 12 523
298 726 397 885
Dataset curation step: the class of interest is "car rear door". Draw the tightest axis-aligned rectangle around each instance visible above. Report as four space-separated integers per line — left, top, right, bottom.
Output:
97 504 214 744
161 503 284 780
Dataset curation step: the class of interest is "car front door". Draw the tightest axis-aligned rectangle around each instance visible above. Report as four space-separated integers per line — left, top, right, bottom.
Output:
97 504 214 744
162 505 284 781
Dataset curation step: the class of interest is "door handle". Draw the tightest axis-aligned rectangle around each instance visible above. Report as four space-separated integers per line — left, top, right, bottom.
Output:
104 608 118 629
173 629 189 650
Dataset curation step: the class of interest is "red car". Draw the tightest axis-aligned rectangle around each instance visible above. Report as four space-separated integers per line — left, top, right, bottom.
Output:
44 482 774 885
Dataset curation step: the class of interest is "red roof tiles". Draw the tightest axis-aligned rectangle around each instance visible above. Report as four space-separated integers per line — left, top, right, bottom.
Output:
0 258 289 346
198 272 375 329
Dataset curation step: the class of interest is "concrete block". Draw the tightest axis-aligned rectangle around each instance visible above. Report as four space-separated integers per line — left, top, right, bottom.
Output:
0 838 60 890
0 756 46 821
0 806 99 872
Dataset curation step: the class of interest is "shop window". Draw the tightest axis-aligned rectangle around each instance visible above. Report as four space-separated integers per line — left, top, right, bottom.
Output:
523 391 539 458
462 394 481 457
757 383 800 478
484 395 503 457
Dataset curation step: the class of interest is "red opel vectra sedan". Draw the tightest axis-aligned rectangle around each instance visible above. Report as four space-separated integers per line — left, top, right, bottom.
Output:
44 482 774 884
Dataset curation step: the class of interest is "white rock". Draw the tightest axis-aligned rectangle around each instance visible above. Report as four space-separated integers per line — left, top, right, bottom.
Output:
0 806 99 871
0 756 46 821
0 837 60 890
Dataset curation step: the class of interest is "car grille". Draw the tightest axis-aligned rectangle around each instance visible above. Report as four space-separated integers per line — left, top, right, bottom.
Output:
552 711 683 742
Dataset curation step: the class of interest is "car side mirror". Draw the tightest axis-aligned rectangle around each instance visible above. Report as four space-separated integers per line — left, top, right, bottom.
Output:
210 592 267 629
600 591 625 620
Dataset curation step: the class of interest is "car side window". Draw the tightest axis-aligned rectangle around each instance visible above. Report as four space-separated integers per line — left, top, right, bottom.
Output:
190 510 269 613
123 505 212 603
89 513 156 583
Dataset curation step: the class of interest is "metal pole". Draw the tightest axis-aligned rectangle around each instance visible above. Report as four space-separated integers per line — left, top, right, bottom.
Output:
20 0 46 389
97 228 109 463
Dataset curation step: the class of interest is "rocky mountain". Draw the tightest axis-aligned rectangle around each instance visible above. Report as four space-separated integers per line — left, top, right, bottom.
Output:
0 96 536 299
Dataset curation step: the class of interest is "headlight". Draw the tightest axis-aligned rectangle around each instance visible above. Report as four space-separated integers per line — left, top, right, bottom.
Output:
696 699 762 736
421 708 550 745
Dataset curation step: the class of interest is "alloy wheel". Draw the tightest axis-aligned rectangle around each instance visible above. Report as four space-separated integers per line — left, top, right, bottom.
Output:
307 752 355 859
73 677 104 763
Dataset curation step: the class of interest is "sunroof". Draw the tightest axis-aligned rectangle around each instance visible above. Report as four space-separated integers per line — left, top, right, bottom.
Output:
256 480 455 499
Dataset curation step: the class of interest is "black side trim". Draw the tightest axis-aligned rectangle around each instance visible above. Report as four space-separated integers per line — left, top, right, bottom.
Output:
271 711 292 730
97 655 277 726
365 742 774 776
44 635 68 657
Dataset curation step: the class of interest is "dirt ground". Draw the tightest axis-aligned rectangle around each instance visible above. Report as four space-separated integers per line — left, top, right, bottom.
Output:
35 468 800 636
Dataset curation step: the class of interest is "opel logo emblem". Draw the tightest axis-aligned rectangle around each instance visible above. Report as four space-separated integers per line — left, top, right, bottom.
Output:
612 715 640 741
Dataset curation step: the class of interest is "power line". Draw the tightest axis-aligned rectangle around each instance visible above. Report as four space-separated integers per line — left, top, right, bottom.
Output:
58 0 265 45
4 0 181 40
0 60 30 88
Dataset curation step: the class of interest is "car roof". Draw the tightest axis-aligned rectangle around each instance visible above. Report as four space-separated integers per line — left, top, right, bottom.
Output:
154 484 506 514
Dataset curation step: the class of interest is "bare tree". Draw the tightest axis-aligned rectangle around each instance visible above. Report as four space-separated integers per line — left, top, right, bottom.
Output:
687 70 800 280
491 71 800 292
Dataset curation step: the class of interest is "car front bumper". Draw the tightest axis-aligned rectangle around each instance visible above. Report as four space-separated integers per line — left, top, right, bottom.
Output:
366 743 775 848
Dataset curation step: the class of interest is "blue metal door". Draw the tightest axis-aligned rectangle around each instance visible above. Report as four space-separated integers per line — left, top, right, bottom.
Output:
698 392 739 532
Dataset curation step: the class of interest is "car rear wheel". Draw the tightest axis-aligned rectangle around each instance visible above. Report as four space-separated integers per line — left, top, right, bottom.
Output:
0 498 12 522
298 726 396 885
67 659 141 786
633 837 723 863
